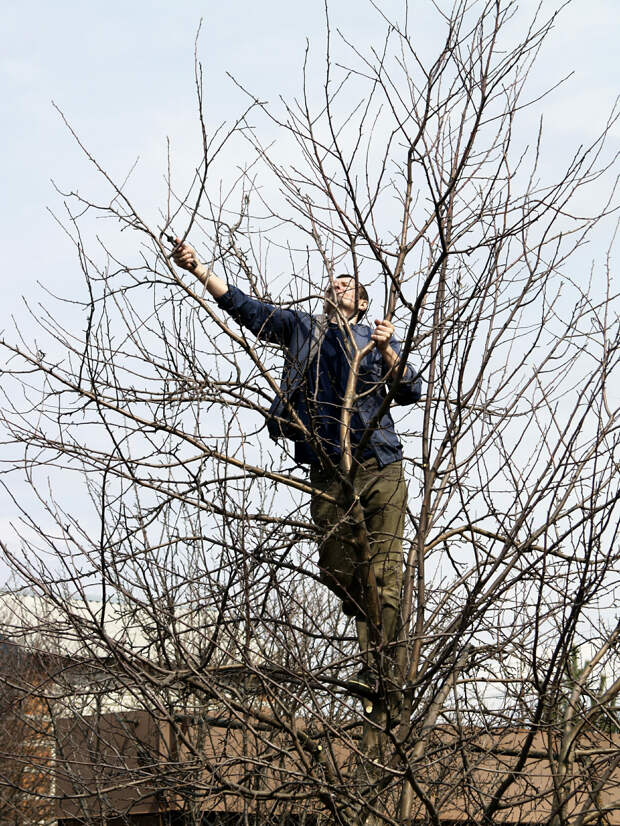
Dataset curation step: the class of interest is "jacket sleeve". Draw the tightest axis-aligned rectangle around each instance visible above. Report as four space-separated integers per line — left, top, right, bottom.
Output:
386 338 422 405
215 284 297 346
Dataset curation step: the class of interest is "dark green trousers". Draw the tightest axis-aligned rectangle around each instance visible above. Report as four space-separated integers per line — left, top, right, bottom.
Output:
309 458 407 627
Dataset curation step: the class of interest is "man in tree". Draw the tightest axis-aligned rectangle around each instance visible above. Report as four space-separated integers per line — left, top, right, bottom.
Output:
172 241 421 696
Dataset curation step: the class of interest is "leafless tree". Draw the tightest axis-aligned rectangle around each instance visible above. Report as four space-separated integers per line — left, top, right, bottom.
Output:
1 1 619 824
0 634 55 826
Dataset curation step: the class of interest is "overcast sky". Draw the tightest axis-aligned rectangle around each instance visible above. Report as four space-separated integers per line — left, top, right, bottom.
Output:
2 0 618 306
0 0 618 578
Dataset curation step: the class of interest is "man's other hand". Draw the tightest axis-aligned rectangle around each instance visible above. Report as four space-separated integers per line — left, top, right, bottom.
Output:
371 319 395 353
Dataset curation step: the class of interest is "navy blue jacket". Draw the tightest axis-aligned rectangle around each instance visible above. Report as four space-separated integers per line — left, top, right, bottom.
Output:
216 285 422 467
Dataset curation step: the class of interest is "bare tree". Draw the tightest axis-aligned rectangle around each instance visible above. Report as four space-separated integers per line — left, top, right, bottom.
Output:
1 1 619 824
0 634 55 826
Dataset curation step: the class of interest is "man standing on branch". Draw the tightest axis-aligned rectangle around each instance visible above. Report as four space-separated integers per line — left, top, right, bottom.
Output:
172 240 421 699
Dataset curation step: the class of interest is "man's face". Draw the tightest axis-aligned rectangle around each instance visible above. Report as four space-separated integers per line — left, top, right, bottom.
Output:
325 277 368 320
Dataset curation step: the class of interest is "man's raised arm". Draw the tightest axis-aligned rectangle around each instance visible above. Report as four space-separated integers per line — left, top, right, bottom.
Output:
171 239 297 346
172 240 228 300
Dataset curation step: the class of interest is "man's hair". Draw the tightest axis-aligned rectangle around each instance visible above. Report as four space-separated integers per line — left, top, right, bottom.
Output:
335 274 369 322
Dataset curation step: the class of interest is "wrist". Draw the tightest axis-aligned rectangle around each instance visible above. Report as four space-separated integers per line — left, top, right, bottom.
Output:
380 344 399 370
194 262 208 281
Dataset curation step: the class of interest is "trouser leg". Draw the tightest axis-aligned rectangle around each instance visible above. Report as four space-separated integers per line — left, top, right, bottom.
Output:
381 602 405 689
356 617 371 672
356 604 397 661
310 465 362 616
357 459 407 620
310 458 407 635
355 606 402 697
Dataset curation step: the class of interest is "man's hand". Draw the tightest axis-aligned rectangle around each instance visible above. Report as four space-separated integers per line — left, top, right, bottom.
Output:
372 318 402 372
371 319 394 353
171 239 207 279
170 238 228 299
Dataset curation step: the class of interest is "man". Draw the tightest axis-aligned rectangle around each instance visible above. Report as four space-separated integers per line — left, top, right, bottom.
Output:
172 240 421 695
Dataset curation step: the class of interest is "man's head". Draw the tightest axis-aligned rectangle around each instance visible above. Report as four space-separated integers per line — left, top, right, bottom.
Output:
324 275 369 322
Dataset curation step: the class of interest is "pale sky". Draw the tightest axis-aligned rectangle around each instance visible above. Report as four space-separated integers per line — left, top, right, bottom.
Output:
2 0 617 305
0 0 618 577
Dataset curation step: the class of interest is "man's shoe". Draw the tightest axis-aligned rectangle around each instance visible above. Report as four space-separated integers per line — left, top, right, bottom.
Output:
348 667 377 694
347 668 378 712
